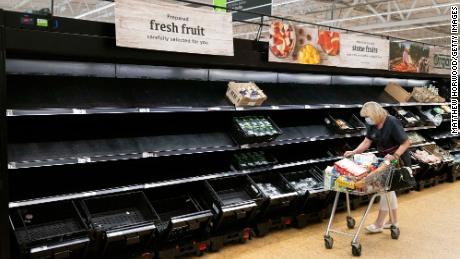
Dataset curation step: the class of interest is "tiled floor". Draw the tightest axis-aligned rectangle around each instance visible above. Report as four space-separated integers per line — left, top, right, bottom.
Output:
199 181 460 259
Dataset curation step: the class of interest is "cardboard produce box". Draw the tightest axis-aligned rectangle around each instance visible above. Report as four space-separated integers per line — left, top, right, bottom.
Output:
226 81 267 107
384 82 411 103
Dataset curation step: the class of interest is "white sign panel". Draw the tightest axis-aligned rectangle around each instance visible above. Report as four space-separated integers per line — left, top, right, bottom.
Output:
115 0 234 56
335 33 390 70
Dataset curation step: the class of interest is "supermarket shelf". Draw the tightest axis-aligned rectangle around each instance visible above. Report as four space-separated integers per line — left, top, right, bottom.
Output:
8 133 238 169
8 124 438 169
431 133 459 140
8 152 427 209
449 148 460 153
404 125 437 131
410 142 436 148
6 102 449 116
8 154 343 208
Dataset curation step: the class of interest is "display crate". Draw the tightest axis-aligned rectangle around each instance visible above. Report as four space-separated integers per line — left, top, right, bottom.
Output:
80 192 159 257
11 200 90 259
231 116 283 144
324 114 365 134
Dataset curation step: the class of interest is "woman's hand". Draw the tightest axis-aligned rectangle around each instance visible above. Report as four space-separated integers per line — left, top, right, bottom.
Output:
344 150 355 158
384 154 395 161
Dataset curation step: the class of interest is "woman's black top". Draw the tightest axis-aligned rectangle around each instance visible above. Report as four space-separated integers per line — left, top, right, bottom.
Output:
365 115 411 166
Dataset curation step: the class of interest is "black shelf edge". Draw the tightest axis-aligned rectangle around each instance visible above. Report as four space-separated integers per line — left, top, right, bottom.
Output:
6 102 450 116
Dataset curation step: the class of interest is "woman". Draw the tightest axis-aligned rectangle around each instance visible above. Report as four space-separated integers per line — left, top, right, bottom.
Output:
344 102 411 233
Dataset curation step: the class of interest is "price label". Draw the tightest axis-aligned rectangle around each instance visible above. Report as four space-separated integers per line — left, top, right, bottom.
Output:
345 134 351 138
8 163 16 169
77 157 91 164
324 105 331 108
241 144 250 149
6 109 13 116
72 109 87 114
208 107 222 111
271 106 280 110
139 108 151 113
304 105 311 109
142 152 159 158
339 104 346 108
236 107 245 111
310 137 317 142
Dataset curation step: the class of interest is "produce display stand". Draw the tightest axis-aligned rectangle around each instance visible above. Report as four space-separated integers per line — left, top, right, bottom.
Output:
0 9 452 259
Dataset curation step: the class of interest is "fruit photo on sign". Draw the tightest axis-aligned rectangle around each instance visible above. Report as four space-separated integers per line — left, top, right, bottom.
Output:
269 21 296 58
318 31 340 56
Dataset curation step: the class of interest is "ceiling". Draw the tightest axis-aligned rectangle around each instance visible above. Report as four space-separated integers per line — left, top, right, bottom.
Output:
0 0 455 47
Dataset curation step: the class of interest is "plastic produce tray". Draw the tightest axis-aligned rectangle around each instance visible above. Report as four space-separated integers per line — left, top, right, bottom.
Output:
204 175 264 231
144 182 213 242
232 116 283 144
324 114 365 134
11 200 90 258
249 172 298 216
81 191 159 256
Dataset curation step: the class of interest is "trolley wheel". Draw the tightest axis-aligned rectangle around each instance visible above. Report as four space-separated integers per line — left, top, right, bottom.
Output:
351 243 362 257
346 216 356 229
324 235 333 249
391 226 400 240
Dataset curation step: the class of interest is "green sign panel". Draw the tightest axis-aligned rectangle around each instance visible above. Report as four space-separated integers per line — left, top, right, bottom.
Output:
213 0 227 12
433 54 450 69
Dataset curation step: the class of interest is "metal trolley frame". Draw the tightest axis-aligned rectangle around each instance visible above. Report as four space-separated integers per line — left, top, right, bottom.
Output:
323 166 400 257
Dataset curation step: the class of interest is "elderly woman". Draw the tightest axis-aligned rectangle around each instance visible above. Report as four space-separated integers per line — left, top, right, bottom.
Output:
344 102 411 233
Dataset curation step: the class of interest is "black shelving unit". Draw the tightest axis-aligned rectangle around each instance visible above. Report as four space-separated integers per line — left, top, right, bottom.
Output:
0 10 452 259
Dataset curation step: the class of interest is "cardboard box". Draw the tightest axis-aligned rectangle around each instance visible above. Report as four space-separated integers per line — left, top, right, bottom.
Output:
384 82 411 103
226 82 267 107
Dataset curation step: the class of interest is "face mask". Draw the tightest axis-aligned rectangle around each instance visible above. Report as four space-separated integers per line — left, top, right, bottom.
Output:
365 117 375 125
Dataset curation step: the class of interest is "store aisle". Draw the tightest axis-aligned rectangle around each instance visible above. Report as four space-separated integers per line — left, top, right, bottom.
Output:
199 182 460 259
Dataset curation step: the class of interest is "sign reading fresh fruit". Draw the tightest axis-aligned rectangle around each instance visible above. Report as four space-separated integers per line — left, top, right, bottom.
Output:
115 0 234 56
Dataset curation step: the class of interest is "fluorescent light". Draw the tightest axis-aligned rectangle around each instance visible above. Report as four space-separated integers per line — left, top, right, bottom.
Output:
75 2 115 19
319 3 457 24
374 23 450 33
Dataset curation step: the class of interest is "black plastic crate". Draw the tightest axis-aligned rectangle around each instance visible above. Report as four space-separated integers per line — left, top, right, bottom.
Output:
232 116 283 144
80 191 159 257
281 168 329 223
232 151 278 171
324 114 365 134
249 172 298 217
144 182 213 243
11 200 90 259
204 175 264 232
391 107 425 127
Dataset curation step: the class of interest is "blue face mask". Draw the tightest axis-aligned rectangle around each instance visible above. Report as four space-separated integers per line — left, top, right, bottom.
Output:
365 117 375 125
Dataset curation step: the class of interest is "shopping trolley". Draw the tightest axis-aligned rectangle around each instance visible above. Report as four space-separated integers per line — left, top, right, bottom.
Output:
323 163 400 257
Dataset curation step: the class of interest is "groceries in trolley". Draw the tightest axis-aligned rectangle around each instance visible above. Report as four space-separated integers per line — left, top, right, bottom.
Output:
324 154 392 193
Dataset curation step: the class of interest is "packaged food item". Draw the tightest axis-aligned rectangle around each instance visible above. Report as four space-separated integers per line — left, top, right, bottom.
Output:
226 82 267 107
411 86 446 103
407 132 426 144
334 158 369 179
353 153 378 167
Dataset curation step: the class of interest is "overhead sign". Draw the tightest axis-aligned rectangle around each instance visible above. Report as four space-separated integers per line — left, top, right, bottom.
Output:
268 22 389 70
115 0 234 56
429 46 450 74
227 0 272 21
389 41 430 73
